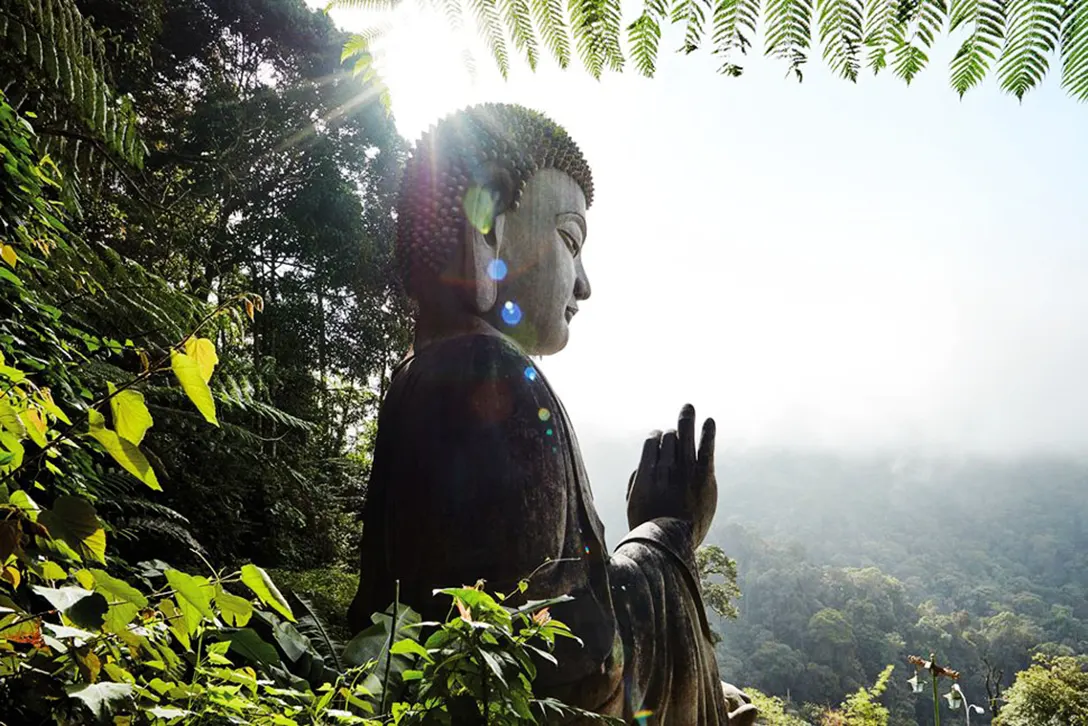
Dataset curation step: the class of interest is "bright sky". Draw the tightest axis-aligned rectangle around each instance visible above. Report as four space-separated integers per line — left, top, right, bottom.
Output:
324 2 1088 459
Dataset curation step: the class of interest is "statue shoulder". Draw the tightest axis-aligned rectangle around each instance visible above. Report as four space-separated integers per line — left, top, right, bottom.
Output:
393 334 542 394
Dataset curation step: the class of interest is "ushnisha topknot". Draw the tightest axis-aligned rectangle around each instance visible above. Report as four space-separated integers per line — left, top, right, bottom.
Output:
395 103 594 297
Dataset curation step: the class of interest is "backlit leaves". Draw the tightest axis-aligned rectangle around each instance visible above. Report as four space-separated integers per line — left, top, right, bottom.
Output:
328 0 1088 100
107 383 152 446
86 408 160 490
183 338 219 384
240 564 295 622
170 350 218 426
38 495 106 563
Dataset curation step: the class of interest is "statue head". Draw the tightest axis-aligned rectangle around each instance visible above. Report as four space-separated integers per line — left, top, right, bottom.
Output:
396 103 594 355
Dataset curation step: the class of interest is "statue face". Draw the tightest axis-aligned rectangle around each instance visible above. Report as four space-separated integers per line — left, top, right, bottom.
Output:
489 168 591 355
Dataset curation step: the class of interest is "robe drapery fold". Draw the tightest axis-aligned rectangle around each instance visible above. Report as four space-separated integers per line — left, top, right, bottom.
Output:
351 334 733 724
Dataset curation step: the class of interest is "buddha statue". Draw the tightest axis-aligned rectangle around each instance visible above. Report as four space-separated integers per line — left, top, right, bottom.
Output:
349 103 757 725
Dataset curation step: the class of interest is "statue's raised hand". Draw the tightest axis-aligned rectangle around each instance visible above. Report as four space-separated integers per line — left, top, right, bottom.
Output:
626 403 717 546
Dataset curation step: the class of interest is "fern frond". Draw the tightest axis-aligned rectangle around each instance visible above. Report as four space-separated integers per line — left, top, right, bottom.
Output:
436 0 466 29
818 0 865 80
948 0 1004 95
531 0 572 67
2 0 145 169
888 0 947 83
1061 0 1088 99
468 0 510 78
325 0 401 9
764 0 815 79
863 0 897 72
998 0 1062 99
500 0 541 69
628 9 664 76
289 592 345 672
569 0 624 76
710 0 759 72
672 0 708 54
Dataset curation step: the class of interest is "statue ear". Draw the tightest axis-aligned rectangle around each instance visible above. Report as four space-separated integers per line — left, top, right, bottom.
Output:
464 167 514 314
466 213 505 314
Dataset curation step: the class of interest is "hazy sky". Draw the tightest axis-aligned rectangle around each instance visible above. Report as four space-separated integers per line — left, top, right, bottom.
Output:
325 2 1088 458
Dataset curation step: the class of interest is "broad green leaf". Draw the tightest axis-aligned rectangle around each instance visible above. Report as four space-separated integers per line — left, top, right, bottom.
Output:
184 337 219 383
91 569 148 608
164 569 214 619
0 399 26 437
104 603 140 633
107 383 153 445
37 389 71 425
10 489 38 514
102 662 136 684
214 586 253 627
390 637 433 663
86 409 160 490
18 408 47 448
0 431 23 473
36 560 67 580
158 598 190 650
219 628 280 666
240 564 293 621
38 496 106 563
147 706 191 719
73 569 96 589
65 682 133 720
170 351 218 425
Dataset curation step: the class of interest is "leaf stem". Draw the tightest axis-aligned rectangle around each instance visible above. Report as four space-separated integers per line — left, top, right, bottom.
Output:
380 578 399 716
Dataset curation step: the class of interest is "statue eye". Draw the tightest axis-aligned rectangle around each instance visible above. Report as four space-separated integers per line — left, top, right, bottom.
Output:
559 229 581 256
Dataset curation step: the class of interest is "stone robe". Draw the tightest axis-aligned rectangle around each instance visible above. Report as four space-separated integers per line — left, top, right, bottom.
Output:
350 333 733 724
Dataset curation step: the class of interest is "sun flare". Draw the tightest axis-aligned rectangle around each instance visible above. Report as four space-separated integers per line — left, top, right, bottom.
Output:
329 3 499 141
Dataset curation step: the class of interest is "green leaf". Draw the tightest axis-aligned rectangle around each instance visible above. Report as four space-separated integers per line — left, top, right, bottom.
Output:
91 569 149 608
66 682 133 720
107 383 153 445
158 598 190 650
184 337 219 383
215 586 253 627
38 496 106 563
389 637 434 663
240 564 294 621
0 431 24 474
165 570 214 620
0 399 26 437
86 409 160 490
170 351 218 425
219 628 281 666
36 560 67 580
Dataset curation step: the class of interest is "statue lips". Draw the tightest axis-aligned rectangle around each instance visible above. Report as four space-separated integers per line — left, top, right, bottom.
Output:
565 304 578 322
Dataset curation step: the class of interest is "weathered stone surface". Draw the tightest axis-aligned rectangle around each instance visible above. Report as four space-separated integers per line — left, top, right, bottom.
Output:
350 103 755 724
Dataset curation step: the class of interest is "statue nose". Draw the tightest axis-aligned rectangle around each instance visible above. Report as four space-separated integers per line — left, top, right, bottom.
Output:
574 259 592 300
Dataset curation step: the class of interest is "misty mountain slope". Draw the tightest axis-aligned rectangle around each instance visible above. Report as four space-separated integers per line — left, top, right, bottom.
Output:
580 441 1088 723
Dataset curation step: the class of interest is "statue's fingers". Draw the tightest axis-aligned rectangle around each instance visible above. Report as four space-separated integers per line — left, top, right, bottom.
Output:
696 417 716 472
633 429 661 494
660 429 678 470
678 403 696 468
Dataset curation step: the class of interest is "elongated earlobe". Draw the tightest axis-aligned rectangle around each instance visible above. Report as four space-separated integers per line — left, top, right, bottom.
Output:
466 215 505 314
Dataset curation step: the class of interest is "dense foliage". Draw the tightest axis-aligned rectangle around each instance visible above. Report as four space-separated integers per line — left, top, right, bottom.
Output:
2 0 413 572
330 0 1088 100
